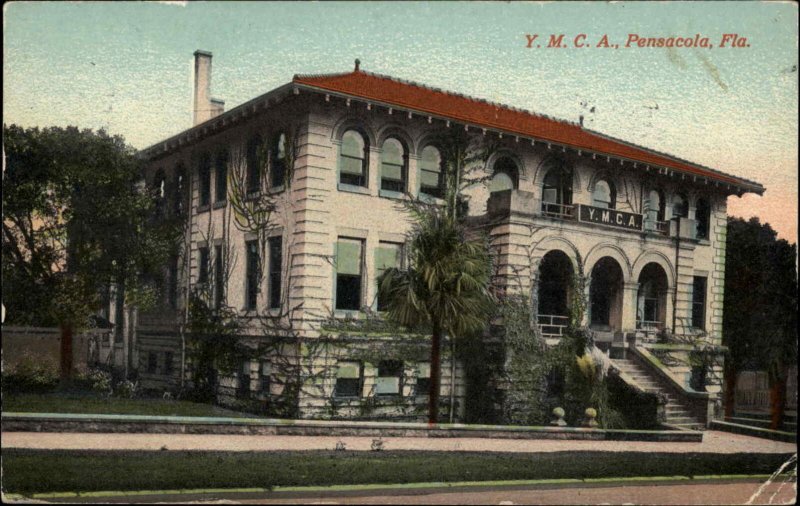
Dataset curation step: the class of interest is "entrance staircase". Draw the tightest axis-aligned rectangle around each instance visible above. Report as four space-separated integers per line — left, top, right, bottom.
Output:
612 357 705 430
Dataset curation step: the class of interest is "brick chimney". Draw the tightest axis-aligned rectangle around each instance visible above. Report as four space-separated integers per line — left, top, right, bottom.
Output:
193 50 224 126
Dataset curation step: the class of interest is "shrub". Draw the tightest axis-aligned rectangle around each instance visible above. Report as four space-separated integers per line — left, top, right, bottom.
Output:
114 380 139 399
2 355 59 394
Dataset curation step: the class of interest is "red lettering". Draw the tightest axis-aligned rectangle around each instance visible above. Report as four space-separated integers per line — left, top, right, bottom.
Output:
548 34 565 48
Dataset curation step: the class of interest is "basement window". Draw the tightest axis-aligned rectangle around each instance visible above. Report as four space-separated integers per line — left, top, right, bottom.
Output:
415 362 431 396
335 361 363 398
376 360 403 396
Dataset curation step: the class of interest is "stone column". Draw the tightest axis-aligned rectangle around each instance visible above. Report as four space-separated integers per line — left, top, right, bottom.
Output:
621 282 640 332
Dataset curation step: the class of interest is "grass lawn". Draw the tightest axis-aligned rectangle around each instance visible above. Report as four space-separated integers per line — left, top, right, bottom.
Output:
2 449 793 495
2 393 250 418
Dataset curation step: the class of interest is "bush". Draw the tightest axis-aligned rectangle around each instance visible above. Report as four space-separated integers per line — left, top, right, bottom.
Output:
114 380 139 399
2 355 59 394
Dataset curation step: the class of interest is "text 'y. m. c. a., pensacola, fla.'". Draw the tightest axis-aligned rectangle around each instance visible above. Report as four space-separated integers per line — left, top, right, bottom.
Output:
524 33 750 49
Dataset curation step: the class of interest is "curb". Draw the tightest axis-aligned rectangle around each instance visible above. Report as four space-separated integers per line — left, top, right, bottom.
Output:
2 474 776 502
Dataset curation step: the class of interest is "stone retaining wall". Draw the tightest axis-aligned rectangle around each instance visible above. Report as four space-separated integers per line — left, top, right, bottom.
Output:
1 413 702 442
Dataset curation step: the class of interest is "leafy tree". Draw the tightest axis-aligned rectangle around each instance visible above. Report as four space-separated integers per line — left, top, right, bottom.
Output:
723 217 797 429
2 125 179 379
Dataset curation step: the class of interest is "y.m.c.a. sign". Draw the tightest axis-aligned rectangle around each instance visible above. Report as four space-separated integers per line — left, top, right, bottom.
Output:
578 204 643 231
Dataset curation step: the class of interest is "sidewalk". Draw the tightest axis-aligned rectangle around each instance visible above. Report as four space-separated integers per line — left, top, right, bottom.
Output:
3 429 796 454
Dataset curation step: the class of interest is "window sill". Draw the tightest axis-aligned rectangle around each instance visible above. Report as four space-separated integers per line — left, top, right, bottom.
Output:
268 184 286 194
695 238 711 246
213 200 227 209
197 204 211 214
334 309 363 319
338 183 371 195
379 189 408 200
418 193 445 205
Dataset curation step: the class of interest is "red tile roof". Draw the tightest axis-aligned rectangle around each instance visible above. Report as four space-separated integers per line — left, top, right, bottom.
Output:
293 69 763 194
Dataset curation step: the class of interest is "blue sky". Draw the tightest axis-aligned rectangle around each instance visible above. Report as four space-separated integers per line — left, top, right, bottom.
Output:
4 1 797 241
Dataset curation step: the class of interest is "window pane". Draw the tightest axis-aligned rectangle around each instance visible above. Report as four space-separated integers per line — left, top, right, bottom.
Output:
199 247 209 284
276 133 286 160
246 241 260 310
214 245 224 308
336 275 361 310
375 243 402 274
419 146 441 172
489 172 514 192
340 156 364 175
593 180 611 207
691 276 706 328
381 138 404 165
336 239 362 276
341 131 365 159
268 236 282 309
420 169 440 188
381 163 403 181
337 361 361 379
673 195 687 218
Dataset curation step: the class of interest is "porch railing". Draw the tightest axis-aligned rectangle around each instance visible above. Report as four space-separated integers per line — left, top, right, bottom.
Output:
541 202 575 220
538 314 569 338
636 320 663 341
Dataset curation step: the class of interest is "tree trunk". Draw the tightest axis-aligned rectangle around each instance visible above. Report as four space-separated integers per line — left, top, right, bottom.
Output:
724 363 737 418
428 321 442 425
59 322 73 380
769 367 787 430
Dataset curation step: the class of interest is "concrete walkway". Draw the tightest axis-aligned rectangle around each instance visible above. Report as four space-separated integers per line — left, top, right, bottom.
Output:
3 430 796 454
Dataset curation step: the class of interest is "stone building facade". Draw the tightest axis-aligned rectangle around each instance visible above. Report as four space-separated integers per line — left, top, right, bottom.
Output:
136 51 764 423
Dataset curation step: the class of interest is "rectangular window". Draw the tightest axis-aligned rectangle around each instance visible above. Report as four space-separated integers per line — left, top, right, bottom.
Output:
199 157 211 207
271 133 287 188
260 361 271 394
375 242 402 311
335 238 363 311
268 236 282 310
215 151 228 203
691 276 707 329
168 255 179 309
237 361 251 398
164 352 174 376
247 138 262 194
334 361 362 397
245 240 260 311
415 362 431 396
376 360 403 396
198 247 210 285
214 245 224 309
147 352 158 374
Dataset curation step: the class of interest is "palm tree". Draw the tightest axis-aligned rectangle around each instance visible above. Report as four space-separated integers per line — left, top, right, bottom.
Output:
378 202 494 423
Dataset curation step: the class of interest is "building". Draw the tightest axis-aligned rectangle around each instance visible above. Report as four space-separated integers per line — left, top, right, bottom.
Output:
136 51 764 425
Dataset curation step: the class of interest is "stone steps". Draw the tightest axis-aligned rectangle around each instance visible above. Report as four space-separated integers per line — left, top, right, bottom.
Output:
613 358 704 428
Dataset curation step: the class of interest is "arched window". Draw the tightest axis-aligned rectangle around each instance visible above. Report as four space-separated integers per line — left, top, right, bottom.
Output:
489 156 518 193
246 135 263 194
154 169 166 218
645 189 666 233
419 145 444 198
198 153 211 207
592 179 616 209
380 137 407 193
695 197 711 240
339 129 368 187
215 149 228 204
270 132 287 188
541 165 573 217
173 164 186 216
673 193 688 219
